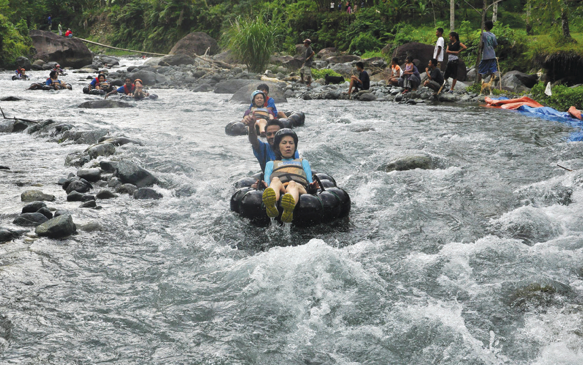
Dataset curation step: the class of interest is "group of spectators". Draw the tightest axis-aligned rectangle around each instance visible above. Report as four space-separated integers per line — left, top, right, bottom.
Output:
349 21 499 96
48 15 72 37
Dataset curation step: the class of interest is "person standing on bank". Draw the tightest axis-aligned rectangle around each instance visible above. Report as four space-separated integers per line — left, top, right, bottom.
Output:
300 39 315 88
58 22 63 36
478 21 498 83
48 15 52 31
443 32 467 93
433 28 445 69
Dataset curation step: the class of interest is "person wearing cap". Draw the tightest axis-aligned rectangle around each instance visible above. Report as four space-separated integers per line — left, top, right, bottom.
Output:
261 129 319 223
14 68 28 80
105 77 135 99
133 79 150 99
53 64 64 75
300 39 315 87
241 90 275 137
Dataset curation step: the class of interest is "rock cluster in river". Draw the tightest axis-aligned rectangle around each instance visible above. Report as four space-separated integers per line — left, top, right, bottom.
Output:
0 110 165 244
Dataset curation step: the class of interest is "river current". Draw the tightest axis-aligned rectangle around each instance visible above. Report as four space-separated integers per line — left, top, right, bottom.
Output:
2 59 583 364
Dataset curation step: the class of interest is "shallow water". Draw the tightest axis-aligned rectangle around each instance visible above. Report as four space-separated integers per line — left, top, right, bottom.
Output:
2 61 583 364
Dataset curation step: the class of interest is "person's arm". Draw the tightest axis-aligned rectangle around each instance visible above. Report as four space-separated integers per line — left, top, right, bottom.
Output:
247 116 260 152
426 68 432 80
436 46 442 59
264 161 274 183
105 87 120 99
445 45 451 54
302 159 313 184
459 43 467 52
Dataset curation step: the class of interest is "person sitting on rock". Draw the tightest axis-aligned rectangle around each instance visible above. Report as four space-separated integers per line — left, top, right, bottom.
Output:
46 70 67 89
423 58 444 94
105 77 135 99
88 74 111 92
261 129 319 223
387 57 402 86
250 84 287 118
133 79 150 100
398 56 420 93
248 118 299 173
64 28 73 37
443 31 467 94
348 61 370 98
241 90 275 137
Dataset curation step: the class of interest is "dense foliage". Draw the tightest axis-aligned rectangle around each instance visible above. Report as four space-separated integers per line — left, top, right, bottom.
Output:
1 0 582 72
531 82 583 110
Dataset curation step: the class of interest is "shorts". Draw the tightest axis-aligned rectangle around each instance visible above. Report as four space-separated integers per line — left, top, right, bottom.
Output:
479 59 498 76
302 65 312 78
444 60 459 80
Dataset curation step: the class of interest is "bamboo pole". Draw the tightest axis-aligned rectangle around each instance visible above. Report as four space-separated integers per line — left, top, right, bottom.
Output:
75 37 168 56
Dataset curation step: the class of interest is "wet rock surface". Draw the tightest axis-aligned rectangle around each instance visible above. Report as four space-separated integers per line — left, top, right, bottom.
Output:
35 214 77 238
21 190 55 202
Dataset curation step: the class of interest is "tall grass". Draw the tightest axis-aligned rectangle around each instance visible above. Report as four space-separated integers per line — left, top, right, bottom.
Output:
223 16 279 73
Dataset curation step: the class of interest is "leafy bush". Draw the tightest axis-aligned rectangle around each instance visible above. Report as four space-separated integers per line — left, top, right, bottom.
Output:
0 14 32 68
348 32 383 55
311 68 343 80
531 82 583 110
224 16 279 73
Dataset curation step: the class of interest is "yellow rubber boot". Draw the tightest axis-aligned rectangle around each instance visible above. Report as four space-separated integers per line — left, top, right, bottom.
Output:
280 193 296 223
262 188 279 218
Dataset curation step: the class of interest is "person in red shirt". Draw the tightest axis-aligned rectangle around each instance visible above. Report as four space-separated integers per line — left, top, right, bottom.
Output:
64 28 72 37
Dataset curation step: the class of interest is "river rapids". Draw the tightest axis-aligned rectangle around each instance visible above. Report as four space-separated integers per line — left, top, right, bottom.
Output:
1 59 583 364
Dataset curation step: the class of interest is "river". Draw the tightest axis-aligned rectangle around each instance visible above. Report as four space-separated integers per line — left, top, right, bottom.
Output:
1 59 583 364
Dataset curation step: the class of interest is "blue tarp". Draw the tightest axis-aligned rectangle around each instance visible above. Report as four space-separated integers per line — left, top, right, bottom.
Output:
492 97 583 141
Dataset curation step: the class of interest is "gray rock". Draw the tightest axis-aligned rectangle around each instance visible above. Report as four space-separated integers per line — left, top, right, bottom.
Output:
107 177 122 189
384 155 434 172
438 93 458 102
21 190 55 202
100 161 118 173
358 92 377 101
96 189 118 199
66 191 94 201
116 183 137 195
78 221 102 232
158 54 195 66
133 188 163 200
77 168 101 182
86 143 115 159
192 83 214 92
115 161 159 188
22 201 47 214
35 214 76 238
143 57 162 67
65 179 92 194
61 129 109 145
13 213 49 227
0 227 26 243
129 70 157 86
98 137 142 146
16 56 31 70
501 71 537 93
78 101 134 109
80 201 97 208
214 79 258 94
330 63 354 77
36 207 53 219
64 152 91 167
54 209 70 217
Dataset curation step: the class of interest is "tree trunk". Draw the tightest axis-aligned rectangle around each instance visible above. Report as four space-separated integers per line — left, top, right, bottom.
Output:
561 8 571 39
475 0 488 82
492 2 498 22
450 0 455 31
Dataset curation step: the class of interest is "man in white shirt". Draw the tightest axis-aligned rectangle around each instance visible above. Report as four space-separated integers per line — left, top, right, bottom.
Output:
433 28 445 69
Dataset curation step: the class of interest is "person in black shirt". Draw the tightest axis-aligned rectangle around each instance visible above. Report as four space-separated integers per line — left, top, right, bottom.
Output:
348 62 370 97
423 58 444 93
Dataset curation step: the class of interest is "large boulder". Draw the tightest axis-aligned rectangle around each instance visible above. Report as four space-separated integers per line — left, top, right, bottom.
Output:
13 213 49 227
317 47 339 59
129 70 157 85
326 55 361 64
35 214 77 238
158 54 195 66
29 30 92 68
16 57 31 70
330 62 354 77
169 32 219 56
230 81 287 104
115 161 159 188
0 228 26 243
501 71 538 93
78 101 133 109
21 190 55 202
214 79 258 94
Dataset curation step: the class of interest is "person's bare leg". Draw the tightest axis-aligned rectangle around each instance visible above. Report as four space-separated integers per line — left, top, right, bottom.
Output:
256 118 267 136
263 177 283 218
348 77 356 96
450 79 457 91
277 111 287 118
280 181 307 223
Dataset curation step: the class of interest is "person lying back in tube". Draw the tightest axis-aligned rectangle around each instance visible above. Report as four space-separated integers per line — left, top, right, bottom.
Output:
133 79 150 99
241 90 275 137
45 70 67 89
251 84 287 119
88 74 111 92
261 129 319 223
105 77 135 99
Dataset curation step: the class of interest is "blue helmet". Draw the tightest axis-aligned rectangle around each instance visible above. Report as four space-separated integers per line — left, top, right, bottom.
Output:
251 90 266 104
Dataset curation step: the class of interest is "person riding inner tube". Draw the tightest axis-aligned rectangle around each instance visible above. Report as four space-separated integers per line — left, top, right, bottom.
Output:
105 77 135 99
225 111 305 136
260 129 320 223
87 74 111 93
132 79 150 100
12 68 29 80
45 70 70 90
241 90 276 137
